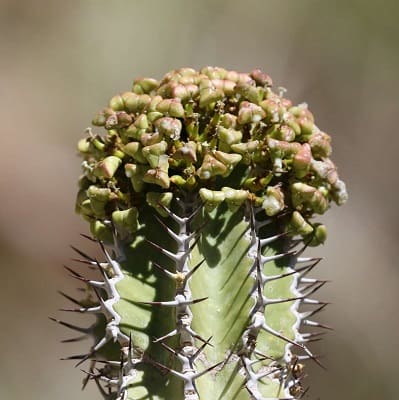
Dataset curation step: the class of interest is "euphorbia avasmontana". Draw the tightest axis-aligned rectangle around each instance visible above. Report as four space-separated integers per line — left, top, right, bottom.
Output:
54 67 347 400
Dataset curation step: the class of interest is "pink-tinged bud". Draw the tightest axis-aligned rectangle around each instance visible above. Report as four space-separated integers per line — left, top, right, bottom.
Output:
297 117 316 140
310 158 338 185
250 69 273 87
173 141 197 163
220 113 237 128
308 131 332 158
237 101 266 124
267 137 301 159
293 143 312 178
155 117 182 140
105 112 132 129
197 153 227 179
93 156 122 179
268 124 296 142
259 99 281 123
140 132 163 147
143 168 170 188
289 103 314 122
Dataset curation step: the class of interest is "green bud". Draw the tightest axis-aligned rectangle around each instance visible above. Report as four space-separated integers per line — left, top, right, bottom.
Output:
288 211 314 236
157 99 185 118
125 163 149 192
199 79 224 107
123 142 147 164
262 186 285 216
134 114 149 130
90 220 113 243
235 83 262 104
220 113 237 129
201 66 227 80
268 124 296 142
259 99 281 123
132 77 159 94
298 117 315 140
112 208 139 236
222 187 248 211
199 188 225 212
109 94 125 111
77 138 91 153
231 140 259 155
213 151 242 176
308 224 327 246
142 141 168 166
146 192 173 217
93 156 122 179
217 126 243 146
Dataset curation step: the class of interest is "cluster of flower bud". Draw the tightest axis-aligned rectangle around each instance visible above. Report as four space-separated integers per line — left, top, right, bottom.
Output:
76 67 347 244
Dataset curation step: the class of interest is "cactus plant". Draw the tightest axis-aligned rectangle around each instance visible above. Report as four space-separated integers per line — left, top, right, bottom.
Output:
54 67 347 400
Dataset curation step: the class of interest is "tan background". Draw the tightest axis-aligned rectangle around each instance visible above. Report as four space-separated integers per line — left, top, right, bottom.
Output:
0 1 398 399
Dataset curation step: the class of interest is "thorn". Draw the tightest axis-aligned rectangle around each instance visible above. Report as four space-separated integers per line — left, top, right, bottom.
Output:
192 336 213 360
61 335 87 343
49 317 91 333
63 265 85 278
302 320 334 331
58 290 85 307
80 233 97 242
70 245 96 262
151 262 175 279
184 259 206 281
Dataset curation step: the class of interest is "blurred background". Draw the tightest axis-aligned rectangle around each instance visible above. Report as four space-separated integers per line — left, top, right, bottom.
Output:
0 0 398 399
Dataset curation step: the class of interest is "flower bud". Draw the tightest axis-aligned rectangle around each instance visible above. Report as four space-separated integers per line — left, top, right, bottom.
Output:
132 78 159 94
250 69 273 87
288 211 314 236
308 131 332 158
157 99 185 118
262 186 285 216
125 163 149 192
90 220 113 243
291 182 328 214
93 156 122 179
155 117 182 140
123 142 147 164
308 224 327 246
112 208 139 236
293 143 312 178
173 141 197 163
237 101 266 124
199 188 225 212
222 187 248 211
146 192 173 217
